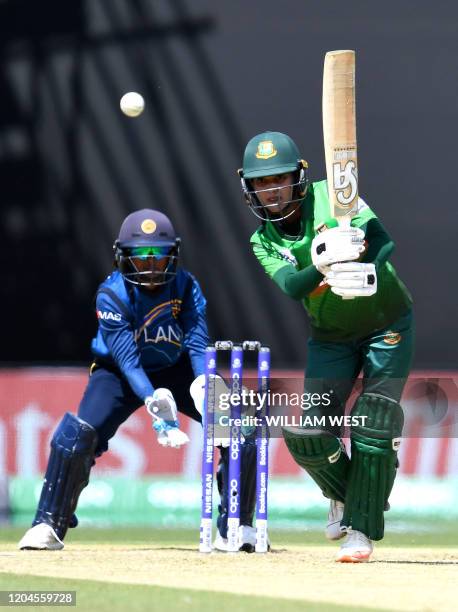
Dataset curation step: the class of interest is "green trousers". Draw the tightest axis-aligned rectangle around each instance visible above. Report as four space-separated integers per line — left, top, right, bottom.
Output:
304 309 414 421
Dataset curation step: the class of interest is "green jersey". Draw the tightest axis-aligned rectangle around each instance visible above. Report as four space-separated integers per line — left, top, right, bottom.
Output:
250 180 412 342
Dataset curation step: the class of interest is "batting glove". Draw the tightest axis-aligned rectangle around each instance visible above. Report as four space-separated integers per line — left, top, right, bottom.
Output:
311 226 365 274
325 262 377 297
145 388 190 449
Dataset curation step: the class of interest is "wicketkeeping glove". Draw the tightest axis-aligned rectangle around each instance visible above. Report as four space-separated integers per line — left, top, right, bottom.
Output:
325 262 377 298
145 388 190 449
311 226 365 274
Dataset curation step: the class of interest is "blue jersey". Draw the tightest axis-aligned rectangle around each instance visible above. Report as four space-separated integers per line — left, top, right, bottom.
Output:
91 269 209 400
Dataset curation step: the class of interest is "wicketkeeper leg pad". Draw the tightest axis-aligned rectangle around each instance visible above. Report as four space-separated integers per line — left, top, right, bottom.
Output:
282 428 350 503
32 412 98 540
342 394 404 541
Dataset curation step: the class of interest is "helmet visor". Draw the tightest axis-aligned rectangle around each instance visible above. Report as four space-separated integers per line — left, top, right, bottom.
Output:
124 245 173 260
117 242 179 287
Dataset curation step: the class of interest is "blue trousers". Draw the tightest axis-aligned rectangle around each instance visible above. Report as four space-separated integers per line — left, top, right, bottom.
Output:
78 354 201 456
77 354 257 532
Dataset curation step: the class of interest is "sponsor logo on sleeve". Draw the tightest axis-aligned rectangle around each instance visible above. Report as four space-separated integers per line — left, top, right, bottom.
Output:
278 247 298 266
97 310 122 322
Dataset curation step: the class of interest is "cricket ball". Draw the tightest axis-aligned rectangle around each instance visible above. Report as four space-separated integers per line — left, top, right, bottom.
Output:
120 92 145 117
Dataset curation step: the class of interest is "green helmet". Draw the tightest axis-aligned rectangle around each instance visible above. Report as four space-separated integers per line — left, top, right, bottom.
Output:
242 131 302 178
239 131 309 222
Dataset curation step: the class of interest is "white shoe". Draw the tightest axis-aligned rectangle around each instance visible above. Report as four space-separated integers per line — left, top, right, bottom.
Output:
18 523 64 551
213 525 269 553
238 525 256 553
213 531 228 552
325 500 345 540
240 525 271 553
336 528 373 563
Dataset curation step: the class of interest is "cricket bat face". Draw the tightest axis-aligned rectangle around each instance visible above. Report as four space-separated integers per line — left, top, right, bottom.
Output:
322 50 358 222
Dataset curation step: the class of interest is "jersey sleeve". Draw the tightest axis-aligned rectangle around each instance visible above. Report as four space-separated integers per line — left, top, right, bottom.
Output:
252 241 323 300
351 196 378 227
95 290 154 400
360 217 395 269
180 276 209 377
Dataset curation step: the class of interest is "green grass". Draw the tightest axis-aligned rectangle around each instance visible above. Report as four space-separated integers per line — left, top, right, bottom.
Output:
1 524 458 548
0 573 394 612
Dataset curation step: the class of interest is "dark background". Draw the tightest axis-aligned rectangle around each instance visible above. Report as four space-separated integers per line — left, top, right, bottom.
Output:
0 0 456 368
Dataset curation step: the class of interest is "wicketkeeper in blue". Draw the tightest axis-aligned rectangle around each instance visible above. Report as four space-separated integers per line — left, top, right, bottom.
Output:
19 209 257 552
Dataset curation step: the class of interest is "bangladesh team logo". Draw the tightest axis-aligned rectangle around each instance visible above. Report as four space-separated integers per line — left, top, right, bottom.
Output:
384 331 401 345
256 140 277 159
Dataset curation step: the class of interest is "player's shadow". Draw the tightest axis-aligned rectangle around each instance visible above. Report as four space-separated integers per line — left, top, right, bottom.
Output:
123 547 193 552
375 559 458 566
134 546 288 554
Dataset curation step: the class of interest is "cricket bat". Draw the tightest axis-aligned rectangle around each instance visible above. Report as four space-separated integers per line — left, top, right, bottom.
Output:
322 50 358 227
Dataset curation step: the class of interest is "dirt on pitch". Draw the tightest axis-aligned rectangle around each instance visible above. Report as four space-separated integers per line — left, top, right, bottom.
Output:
1 543 457 611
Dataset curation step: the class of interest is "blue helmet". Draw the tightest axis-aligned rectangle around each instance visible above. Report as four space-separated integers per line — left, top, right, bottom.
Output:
113 209 180 287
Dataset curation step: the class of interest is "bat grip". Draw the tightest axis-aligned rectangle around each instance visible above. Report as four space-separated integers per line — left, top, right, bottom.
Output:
337 217 355 300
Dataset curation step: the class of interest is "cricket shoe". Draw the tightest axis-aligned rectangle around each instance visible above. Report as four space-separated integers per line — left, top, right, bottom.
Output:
213 525 270 553
238 525 257 553
18 523 64 551
325 500 345 541
238 525 271 553
213 531 228 552
336 528 373 563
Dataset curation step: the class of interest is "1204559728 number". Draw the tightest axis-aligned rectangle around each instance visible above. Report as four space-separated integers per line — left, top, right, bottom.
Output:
0 591 76 606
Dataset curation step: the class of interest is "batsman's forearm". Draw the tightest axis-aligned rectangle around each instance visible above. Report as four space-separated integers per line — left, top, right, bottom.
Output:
362 218 395 269
273 265 324 300
370 240 395 268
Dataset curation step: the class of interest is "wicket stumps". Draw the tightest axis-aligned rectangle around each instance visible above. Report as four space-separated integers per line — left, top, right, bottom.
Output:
199 340 271 553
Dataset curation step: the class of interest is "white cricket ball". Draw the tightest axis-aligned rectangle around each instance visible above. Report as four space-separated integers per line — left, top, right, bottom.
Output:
120 92 145 117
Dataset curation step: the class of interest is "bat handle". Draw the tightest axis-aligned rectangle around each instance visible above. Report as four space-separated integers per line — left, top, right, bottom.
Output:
337 217 355 300
337 217 352 229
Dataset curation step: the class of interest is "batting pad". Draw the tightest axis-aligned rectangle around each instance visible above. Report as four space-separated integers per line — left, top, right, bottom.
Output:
282 428 349 503
342 394 404 541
